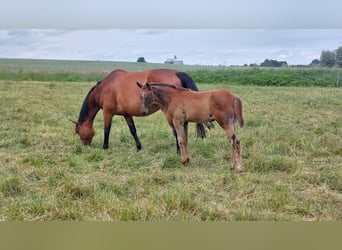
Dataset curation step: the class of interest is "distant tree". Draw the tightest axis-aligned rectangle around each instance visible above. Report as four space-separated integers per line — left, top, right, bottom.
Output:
260 59 287 67
279 61 288 67
320 50 336 67
260 59 274 67
335 46 342 67
137 57 146 63
310 59 320 67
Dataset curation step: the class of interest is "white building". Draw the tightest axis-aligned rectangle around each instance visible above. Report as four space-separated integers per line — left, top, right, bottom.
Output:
164 55 183 64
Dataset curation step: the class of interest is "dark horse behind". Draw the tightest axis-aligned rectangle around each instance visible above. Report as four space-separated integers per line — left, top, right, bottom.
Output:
72 69 208 150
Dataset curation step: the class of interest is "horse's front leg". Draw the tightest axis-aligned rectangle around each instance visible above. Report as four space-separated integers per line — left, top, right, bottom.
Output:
103 111 113 149
172 128 180 154
163 112 179 154
173 119 189 164
124 115 142 151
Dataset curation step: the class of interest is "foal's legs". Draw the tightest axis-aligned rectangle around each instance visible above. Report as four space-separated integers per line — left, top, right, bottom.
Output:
164 112 180 154
173 119 189 164
124 115 142 151
172 128 180 154
219 122 243 172
184 122 189 158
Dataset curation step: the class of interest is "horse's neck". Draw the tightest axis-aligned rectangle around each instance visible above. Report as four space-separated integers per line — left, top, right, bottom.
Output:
80 89 101 125
154 88 176 109
87 106 100 123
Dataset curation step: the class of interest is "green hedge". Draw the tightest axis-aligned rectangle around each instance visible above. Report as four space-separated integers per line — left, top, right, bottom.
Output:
0 67 340 87
188 68 340 87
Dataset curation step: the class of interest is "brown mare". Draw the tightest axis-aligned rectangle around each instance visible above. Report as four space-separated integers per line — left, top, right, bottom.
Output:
72 69 207 150
137 82 245 172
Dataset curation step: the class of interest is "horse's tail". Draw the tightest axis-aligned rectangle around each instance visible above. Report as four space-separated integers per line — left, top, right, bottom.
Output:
176 71 199 91
234 97 244 128
176 72 213 139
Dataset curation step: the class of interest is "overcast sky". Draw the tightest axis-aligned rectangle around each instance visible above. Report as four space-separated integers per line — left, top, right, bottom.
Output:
1 1 342 66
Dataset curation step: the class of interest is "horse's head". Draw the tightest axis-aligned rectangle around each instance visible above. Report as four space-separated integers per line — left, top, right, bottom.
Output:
72 120 95 146
136 82 153 116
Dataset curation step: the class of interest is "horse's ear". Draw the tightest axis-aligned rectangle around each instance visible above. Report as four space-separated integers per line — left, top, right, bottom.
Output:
71 119 78 125
146 82 152 90
136 82 143 89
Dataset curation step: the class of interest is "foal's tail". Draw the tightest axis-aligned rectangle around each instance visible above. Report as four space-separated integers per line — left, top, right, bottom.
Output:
176 71 214 138
234 97 244 128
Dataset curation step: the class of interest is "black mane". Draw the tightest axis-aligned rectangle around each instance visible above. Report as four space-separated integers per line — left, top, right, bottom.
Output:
78 86 95 125
149 83 184 109
78 80 102 125
150 82 178 90
148 82 190 91
78 80 103 124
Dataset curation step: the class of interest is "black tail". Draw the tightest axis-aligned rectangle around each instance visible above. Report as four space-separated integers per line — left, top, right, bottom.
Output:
176 72 214 139
176 72 199 91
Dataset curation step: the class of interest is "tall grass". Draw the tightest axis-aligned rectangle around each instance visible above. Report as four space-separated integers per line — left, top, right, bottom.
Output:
0 79 341 221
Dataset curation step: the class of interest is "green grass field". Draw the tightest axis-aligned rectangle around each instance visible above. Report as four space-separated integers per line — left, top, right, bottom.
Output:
0 59 341 220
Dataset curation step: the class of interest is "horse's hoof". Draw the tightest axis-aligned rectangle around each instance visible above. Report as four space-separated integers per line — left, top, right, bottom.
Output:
181 158 190 164
236 166 244 173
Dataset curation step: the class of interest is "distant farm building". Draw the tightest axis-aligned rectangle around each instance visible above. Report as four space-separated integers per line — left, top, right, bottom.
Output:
164 55 183 65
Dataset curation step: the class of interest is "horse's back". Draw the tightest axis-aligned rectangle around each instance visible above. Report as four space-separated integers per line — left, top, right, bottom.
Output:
175 89 240 122
147 69 180 85
208 89 238 106
98 69 180 116
102 68 181 89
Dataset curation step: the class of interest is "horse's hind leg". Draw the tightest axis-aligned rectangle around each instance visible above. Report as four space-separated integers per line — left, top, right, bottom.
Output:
220 122 243 172
231 134 243 172
124 115 142 151
184 122 189 158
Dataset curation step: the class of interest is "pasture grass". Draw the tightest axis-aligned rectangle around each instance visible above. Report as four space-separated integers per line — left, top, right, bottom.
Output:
0 80 341 221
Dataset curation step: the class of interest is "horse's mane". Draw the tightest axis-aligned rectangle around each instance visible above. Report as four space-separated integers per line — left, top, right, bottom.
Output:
149 82 190 92
146 83 190 110
78 81 102 125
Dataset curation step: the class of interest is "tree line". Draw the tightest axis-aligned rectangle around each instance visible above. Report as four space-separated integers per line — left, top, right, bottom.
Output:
258 46 342 68
319 46 342 67
136 46 342 68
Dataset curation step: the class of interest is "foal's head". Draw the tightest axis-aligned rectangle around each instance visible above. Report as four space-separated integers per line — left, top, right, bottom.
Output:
136 82 154 116
137 82 177 116
72 120 95 146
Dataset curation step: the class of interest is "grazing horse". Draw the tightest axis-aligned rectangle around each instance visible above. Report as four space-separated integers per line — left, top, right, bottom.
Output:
137 82 244 172
72 69 207 150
